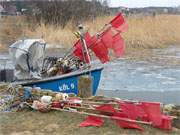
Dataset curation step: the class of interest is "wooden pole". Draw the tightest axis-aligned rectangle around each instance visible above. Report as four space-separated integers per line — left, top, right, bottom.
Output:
78 26 91 66
82 101 118 105
64 104 121 112
51 107 152 125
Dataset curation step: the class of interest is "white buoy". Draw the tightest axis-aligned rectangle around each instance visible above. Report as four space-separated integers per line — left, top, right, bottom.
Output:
41 96 52 104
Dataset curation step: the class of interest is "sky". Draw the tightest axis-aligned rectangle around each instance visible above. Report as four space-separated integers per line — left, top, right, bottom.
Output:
108 0 180 8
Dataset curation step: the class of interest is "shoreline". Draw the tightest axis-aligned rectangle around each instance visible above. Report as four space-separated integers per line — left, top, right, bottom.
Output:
98 89 180 105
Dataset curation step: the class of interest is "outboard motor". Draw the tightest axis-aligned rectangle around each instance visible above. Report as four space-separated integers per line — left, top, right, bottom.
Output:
0 69 14 82
0 59 14 82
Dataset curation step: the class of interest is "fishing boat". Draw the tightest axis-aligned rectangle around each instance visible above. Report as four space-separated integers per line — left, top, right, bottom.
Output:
5 13 126 96
15 66 103 95
8 25 104 95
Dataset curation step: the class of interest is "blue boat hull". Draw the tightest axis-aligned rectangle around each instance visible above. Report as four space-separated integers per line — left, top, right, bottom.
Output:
17 66 103 95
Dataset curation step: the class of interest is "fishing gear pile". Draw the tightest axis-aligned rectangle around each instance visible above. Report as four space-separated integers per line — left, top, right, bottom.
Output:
0 83 179 131
41 13 128 77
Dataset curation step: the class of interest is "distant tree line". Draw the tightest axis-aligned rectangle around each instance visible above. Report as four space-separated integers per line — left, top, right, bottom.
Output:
1 0 108 27
35 0 108 27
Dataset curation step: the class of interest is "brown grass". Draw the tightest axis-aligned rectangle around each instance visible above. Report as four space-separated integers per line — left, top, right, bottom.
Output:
0 15 180 52
124 15 180 49
0 111 179 135
0 16 25 47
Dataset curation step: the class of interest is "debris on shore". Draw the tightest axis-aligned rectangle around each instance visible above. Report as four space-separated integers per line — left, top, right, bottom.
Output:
163 104 180 129
0 83 180 131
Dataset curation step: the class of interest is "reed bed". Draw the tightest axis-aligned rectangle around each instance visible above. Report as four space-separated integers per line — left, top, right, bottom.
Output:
124 15 180 49
0 15 180 52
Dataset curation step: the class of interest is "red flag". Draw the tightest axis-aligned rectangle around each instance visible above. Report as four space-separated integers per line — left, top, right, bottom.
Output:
110 13 125 29
116 22 129 33
101 28 113 48
157 115 173 130
83 32 92 46
73 40 90 63
73 32 91 63
141 102 162 126
88 35 98 48
73 40 83 60
90 39 110 63
79 115 103 127
113 111 129 118
64 97 82 107
95 104 116 116
112 33 125 57
111 106 144 131
119 102 146 120
110 13 128 33
114 120 144 131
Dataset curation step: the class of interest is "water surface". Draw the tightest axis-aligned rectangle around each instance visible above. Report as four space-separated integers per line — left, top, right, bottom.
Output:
98 46 180 104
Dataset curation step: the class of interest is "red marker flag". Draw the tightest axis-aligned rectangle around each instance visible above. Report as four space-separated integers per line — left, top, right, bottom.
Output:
141 102 162 126
116 22 129 33
110 13 128 33
73 32 91 63
83 32 93 46
157 115 173 130
79 115 104 127
95 104 116 116
112 33 125 57
90 39 110 63
101 28 113 48
73 40 90 63
114 120 144 131
110 13 125 28
119 102 146 120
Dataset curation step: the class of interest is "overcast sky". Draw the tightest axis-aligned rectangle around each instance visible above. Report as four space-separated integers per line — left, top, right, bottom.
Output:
108 0 180 8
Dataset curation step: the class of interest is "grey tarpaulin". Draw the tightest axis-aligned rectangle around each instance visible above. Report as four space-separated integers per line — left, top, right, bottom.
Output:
9 39 46 80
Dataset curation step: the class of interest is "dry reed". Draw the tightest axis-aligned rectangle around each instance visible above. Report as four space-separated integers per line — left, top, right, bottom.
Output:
124 15 180 49
0 15 180 52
